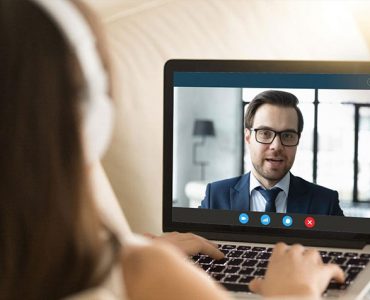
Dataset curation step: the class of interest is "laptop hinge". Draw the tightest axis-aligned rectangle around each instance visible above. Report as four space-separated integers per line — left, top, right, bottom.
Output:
194 232 367 249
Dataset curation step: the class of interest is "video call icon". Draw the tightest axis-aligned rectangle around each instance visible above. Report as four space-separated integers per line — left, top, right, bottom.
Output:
282 215 293 227
239 213 249 224
260 214 271 226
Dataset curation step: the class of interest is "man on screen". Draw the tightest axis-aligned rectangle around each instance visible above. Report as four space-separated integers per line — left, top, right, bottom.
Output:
200 90 344 216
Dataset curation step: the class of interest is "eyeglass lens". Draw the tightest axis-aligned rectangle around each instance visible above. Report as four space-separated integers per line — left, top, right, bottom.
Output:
255 129 298 146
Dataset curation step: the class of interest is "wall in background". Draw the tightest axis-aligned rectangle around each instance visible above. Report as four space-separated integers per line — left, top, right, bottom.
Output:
173 87 243 207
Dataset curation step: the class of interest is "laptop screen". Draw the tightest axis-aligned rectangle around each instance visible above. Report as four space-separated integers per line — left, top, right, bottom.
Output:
163 60 370 244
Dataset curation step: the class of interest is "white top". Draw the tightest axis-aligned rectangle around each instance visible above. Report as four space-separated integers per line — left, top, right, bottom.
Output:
249 172 290 213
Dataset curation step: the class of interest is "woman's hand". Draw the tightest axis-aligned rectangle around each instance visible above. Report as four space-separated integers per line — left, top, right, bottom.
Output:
249 243 345 299
143 231 224 260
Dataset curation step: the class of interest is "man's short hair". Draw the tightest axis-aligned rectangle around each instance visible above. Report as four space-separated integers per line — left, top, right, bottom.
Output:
244 90 304 134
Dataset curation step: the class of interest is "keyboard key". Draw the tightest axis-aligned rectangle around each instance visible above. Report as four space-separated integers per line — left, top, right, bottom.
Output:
344 252 359 258
213 258 228 265
347 266 363 275
322 256 332 264
242 259 258 267
253 268 266 277
327 282 348 290
239 267 254 275
209 265 225 273
256 252 271 260
360 253 370 259
252 247 267 252
228 258 243 266
346 258 369 266
211 273 225 281
221 282 250 293
242 251 258 259
332 257 347 265
220 249 230 255
239 275 254 284
224 274 240 283
223 266 240 274
228 250 244 258
198 257 214 264
266 247 273 252
346 267 363 283
328 251 343 257
319 250 327 256
237 245 252 251
222 244 237 250
257 260 268 268
200 264 210 271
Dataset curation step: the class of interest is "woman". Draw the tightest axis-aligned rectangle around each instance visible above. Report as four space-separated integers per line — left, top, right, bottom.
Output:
0 0 344 299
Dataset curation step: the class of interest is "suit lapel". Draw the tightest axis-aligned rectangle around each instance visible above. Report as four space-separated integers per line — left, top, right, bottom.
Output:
230 173 250 210
287 173 311 214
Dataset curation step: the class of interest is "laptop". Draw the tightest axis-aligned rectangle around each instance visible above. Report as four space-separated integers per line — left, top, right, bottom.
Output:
163 59 370 299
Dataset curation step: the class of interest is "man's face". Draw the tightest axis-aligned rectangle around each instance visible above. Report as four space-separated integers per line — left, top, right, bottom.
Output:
245 103 299 188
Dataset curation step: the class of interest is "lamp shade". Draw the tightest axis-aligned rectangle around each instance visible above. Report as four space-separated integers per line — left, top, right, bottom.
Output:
193 119 215 137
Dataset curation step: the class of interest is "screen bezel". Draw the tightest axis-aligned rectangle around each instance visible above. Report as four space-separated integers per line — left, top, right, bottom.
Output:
163 59 370 245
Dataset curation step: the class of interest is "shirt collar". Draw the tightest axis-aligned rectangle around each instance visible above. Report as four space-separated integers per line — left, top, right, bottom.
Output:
249 171 290 195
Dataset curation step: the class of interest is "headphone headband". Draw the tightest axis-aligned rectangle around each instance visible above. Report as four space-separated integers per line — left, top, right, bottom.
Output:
28 0 114 163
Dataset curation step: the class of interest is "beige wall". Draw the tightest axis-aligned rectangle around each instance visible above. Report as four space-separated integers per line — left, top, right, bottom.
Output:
84 0 370 234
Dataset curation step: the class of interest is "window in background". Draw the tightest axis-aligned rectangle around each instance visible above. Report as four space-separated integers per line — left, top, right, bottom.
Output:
358 106 370 202
318 89 370 204
317 102 354 203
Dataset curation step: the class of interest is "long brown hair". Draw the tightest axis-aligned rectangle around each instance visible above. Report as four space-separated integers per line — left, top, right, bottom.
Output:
0 0 119 299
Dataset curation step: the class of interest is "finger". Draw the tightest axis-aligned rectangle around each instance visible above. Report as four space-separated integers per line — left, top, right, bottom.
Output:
270 242 288 260
303 248 321 263
193 241 224 259
289 244 305 255
192 234 220 250
176 234 223 255
158 232 224 259
325 264 345 283
274 242 288 252
249 277 263 293
189 235 224 259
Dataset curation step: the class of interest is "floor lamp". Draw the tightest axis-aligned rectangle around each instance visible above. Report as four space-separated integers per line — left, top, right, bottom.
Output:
192 119 215 181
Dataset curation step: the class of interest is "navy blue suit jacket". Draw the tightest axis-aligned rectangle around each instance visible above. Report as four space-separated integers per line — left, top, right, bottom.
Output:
200 172 344 216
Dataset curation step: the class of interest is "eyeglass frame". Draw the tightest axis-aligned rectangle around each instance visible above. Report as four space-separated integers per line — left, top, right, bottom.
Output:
248 128 300 147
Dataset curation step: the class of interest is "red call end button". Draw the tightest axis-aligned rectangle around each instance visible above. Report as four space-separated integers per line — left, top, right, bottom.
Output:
304 217 316 228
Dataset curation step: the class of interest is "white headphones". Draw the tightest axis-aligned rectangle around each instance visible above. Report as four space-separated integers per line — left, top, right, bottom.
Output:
28 0 114 163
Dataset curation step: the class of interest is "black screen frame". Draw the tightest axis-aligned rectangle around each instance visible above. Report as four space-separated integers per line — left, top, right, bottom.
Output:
163 59 370 247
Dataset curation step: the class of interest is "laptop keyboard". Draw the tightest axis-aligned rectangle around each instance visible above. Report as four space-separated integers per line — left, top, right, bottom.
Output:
192 243 370 294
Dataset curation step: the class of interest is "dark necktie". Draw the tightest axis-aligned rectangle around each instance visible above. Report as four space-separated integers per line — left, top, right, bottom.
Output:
255 187 282 212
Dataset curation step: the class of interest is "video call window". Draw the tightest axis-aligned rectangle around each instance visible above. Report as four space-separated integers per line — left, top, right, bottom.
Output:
173 86 370 218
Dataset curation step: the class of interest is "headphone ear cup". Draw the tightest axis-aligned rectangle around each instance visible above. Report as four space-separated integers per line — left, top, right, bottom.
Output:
82 95 114 163
28 0 114 163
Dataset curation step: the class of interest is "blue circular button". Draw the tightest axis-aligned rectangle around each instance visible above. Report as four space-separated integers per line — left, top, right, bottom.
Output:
282 215 293 227
239 213 249 224
260 214 271 225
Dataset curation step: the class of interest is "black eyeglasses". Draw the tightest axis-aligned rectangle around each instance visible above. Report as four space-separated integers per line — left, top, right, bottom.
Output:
249 128 300 147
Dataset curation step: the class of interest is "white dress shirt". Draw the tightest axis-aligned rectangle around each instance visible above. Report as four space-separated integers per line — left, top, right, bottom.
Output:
249 172 290 213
